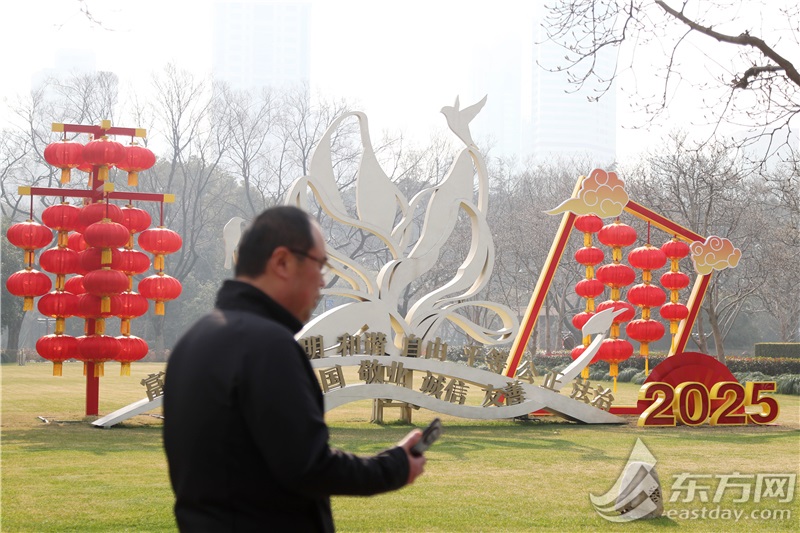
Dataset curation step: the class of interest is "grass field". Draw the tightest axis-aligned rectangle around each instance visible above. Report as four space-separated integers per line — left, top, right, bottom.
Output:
2 361 799 532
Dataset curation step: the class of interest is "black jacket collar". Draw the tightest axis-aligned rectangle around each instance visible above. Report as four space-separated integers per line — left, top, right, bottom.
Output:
215 279 304 334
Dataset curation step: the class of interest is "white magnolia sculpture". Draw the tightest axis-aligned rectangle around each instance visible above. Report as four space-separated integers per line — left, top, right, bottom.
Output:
283 96 519 355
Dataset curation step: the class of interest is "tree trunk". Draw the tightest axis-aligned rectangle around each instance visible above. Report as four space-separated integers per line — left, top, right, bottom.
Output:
707 307 727 364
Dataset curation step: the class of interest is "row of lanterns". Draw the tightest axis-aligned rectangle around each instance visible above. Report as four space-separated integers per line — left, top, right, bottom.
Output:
570 215 691 391
44 135 156 185
5 201 182 376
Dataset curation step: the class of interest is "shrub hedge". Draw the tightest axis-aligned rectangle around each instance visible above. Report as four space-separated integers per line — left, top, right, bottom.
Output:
754 343 800 358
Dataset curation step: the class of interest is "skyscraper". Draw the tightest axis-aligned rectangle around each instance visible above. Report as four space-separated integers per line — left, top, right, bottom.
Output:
212 0 311 91
469 8 617 166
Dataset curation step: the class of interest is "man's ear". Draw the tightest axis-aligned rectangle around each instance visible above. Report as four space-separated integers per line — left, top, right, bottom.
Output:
266 246 293 280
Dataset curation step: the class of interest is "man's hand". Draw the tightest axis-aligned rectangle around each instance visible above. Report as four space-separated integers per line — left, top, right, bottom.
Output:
398 429 426 485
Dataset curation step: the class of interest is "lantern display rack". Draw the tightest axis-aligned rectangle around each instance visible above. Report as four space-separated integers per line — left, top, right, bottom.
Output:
504 174 713 392
5 120 182 416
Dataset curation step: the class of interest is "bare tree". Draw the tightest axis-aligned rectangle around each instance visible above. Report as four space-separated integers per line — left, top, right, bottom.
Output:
543 1 799 158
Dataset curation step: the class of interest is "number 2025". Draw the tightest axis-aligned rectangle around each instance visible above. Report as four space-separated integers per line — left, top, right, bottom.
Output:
637 381 780 427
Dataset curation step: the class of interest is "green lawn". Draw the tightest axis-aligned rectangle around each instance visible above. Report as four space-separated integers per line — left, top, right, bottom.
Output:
2 362 798 532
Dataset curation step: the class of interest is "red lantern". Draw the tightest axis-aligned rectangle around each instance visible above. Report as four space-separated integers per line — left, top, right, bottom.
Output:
118 249 150 275
6 221 53 265
82 137 125 182
112 292 149 335
83 268 129 313
76 334 121 377
596 263 636 289
36 334 78 376
628 244 667 271
67 232 88 253
117 144 156 187
574 246 604 266
597 338 634 388
84 219 130 265
80 247 123 272
660 271 690 292
660 302 690 335
115 335 149 375
574 214 603 234
139 273 182 315
39 247 79 291
42 203 80 247
575 279 604 299
138 227 182 271
661 239 691 259
627 284 666 309
78 202 124 232
120 205 152 247
65 275 86 295
44 140 85 184
572 311 595 332
596 300 636 323
6 269 51 311
598 220 637 249
37 291 79 334
625 319 665 357
76 293 118 321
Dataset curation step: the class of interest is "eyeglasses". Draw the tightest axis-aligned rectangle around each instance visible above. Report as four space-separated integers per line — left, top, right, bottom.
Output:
288 248 331 276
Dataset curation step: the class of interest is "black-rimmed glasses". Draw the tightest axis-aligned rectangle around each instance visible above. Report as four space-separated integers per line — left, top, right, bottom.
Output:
288 249 331 275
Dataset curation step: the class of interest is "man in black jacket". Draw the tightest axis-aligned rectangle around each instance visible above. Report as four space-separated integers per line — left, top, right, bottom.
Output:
164 206 426 532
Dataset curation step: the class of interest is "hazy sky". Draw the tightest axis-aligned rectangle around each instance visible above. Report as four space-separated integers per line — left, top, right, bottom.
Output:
2 0 793 161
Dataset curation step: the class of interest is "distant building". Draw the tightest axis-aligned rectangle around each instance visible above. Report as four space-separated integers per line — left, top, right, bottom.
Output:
469 8 617 167
212 0 310 91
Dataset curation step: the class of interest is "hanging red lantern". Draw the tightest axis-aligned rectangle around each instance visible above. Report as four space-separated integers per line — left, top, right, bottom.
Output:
76 293 118 322
42 203 80 247
84 219 130 265
598 337 634 390
660 271 690 292
37 291 79 333
139 273 182 315
6 269 52 311
78 202 124 232
6 220 53 265
44 140 85 184
571 311 594 332
82 136 125 182
574 214 603 234
596 300 636 325
118 249 150 275
116 144 156 187
598 220 637 253
115 335 149 375
76 334 121 377
596 263 636 289
660 302 689 322
67 232 87 253
628 244 667 272
625 319 665 357
574 246 604 266
36 334 78 376
120 205 152 247
112 292 149 335
575 278 605 299
661 239 691 260
65 275 86 295
80 247 123 272
83 268 129 313
138 227 182 271
39 247 79 291
627 284 666 309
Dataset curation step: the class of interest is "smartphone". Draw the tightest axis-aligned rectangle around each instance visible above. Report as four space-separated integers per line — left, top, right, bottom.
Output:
410 417 442 456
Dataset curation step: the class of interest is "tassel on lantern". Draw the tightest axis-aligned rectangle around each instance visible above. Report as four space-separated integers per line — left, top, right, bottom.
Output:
127 172 139 187
53 361 63 377
155 300 165 315
120 361 131 376
60 168 71 184
94 362 105 377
